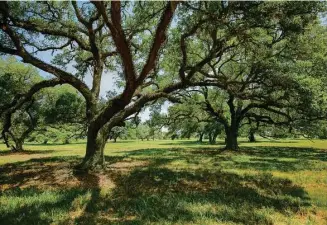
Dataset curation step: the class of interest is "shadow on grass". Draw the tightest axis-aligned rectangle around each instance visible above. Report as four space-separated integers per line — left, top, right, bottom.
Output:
162 145 327 162
25 142 86 146
0 149 55 156
158 139 299 146
222 157 325 172
106 168 310 225
0 187 87 225
241 146 327 162
0 156 124 190
0 155 313 225
120 146 327 172
120 147 183 156
158 140 220 146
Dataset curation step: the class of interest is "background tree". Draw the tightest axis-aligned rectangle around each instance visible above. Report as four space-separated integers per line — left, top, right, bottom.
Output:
171 14 327 150
0 57 42 151
108 126 127 143
136 123 151 141
145 110 166 141
22 84 87 145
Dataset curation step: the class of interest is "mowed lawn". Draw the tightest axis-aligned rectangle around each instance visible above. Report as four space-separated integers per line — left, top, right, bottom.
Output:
0 139 326 225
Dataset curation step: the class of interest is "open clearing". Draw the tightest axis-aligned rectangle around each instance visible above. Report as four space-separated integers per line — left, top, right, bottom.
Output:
0 139 327 225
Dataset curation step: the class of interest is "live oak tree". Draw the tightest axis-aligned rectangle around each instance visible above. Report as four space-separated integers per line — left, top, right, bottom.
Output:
0 1 184 170
181 47 326 150
173 21 327 149
175 16 327 150
0 1 180 170
165 98 223 143
287 23 327 133
37 85 86 144
136 123 151 141
42 86 85 125
246 22 327 139
0 57 42 151
172 75 321 150
0 1 325 169
0 58 85 149
108 126 126 143
145 110 166 140
2 101 39 151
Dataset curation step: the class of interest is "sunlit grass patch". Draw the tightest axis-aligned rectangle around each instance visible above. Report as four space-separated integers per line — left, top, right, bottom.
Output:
0 188 85 224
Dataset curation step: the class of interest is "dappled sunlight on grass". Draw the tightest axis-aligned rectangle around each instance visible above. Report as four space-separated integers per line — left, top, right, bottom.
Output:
0 139 327 224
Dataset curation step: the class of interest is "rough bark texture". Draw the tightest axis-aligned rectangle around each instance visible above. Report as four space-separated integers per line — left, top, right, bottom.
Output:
76 125 108 171
224 126 239 151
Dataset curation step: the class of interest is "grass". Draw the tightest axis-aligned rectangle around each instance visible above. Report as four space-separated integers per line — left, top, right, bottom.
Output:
0 138 326 224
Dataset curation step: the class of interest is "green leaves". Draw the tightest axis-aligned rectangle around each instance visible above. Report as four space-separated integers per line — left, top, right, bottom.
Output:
42 85 85 124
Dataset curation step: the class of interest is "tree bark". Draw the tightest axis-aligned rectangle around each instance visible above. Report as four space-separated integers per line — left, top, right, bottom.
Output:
76 125 108 171
209 130 219 144
208 133 212 144
248 130 256 142
11 139 24 152
198 132 204 142
210 134 217 144
224 126 239 151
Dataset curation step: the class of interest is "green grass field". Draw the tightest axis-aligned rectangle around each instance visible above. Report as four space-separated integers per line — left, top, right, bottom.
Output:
0 139 326 225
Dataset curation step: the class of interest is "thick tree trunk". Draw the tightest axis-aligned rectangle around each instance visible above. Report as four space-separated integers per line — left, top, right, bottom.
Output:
210 130 219 144
224 126 239 151
12 139 24 152
198 132 204 143
76 126 108 171
8 132 24 152
208 131 218 144
248 130 256 142
211 135 217 144
223 94 240 151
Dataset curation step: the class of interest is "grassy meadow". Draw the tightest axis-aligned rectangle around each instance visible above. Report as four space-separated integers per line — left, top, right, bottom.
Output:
0 138 326 225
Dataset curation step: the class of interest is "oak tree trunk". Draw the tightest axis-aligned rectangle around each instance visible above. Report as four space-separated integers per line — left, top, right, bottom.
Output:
198 132 204 143
248 130 256 142
210 130 219 144
224 126 239 151
12 139 24 152
76 125 108 171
